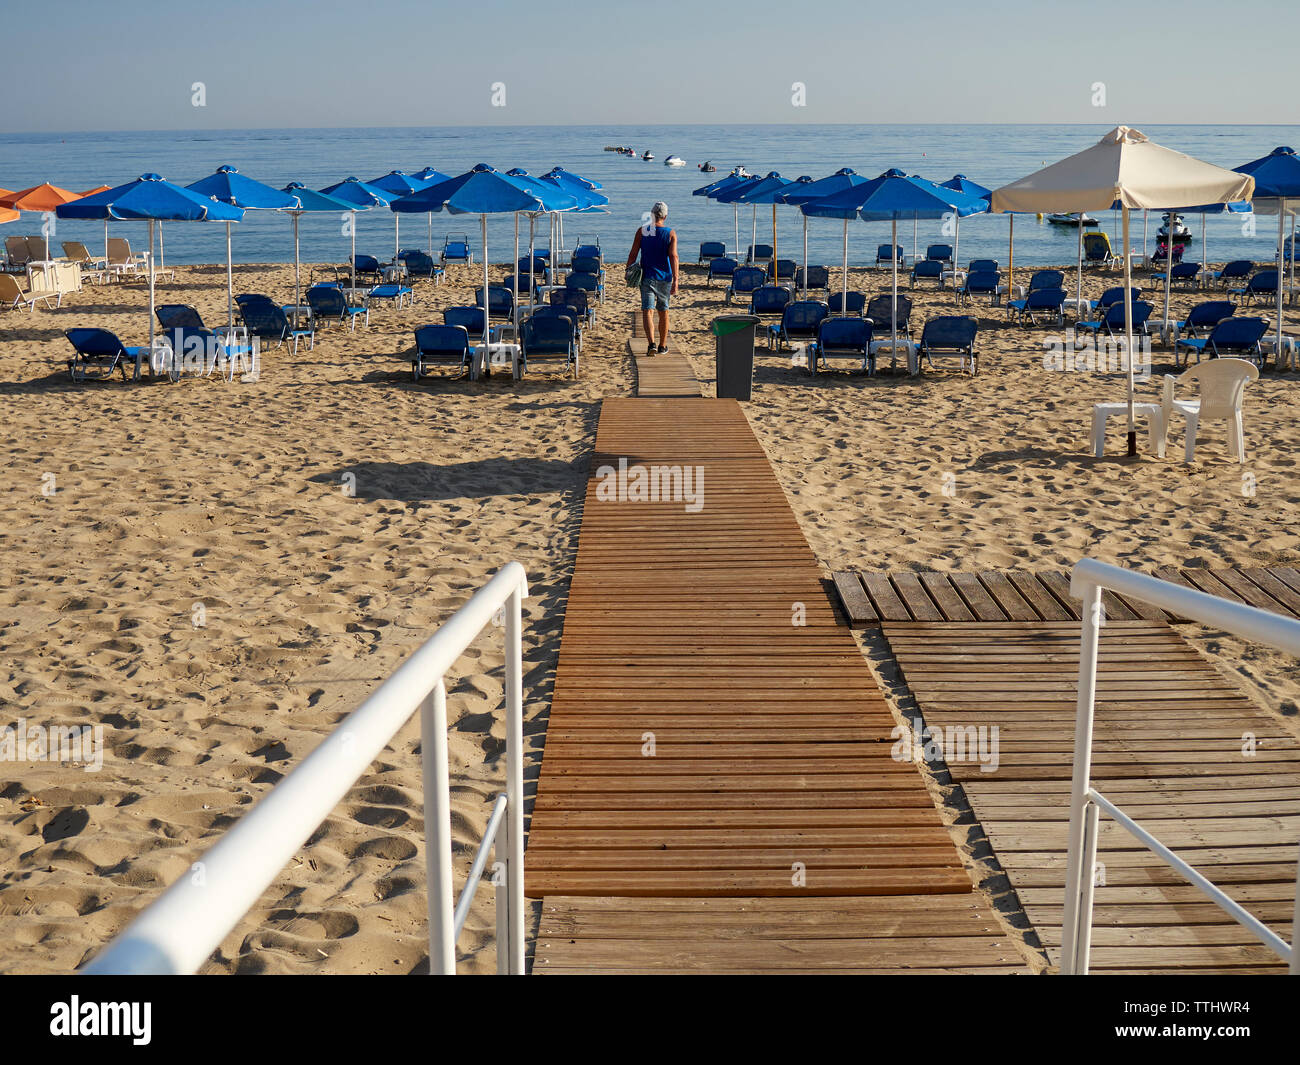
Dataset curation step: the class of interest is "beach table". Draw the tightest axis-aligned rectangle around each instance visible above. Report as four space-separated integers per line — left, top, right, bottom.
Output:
382 261 408 282
869 338 919 374
282 304 313 328
26 259 81 295
941 268 966 289
1061 296 1090 319
995 282 1026 304
471 341 521 381
1090 401 1166 458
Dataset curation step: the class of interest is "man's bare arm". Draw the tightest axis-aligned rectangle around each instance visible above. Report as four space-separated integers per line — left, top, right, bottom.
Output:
627 229 642 267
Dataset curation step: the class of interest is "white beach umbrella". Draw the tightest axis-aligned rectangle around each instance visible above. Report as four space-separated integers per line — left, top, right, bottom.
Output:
993 126 1254 457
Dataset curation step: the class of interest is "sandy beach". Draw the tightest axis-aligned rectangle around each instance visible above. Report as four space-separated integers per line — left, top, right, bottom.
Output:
2 253 1299 973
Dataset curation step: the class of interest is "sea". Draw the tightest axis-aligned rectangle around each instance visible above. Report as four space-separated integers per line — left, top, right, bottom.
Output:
2 124 1295 269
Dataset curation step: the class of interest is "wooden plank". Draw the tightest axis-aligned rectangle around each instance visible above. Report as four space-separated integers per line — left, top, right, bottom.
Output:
831 570 877 625
919 572 976 621
859 571 911 622
976 571 1038 620
948 571 1008 621
1240 568 1300 617
1007 572 1076 621
890 571 945 621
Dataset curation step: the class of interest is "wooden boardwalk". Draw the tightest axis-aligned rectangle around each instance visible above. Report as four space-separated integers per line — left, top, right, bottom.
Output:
832 566 1300 627
629 348 700 397
885 621 1300 973
526 390 1026 972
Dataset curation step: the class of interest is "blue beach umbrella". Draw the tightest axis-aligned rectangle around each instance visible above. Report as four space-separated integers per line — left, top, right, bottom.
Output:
370 170 448 259
392 164 545 343
281 182 355 307
320 177 391 288
718 173 788 271
188 165 297 330
806 172 986 354
696 168 751 257
541 168 606 263
940 175 993 295
507 168 582 326
58 173 243 348
1235 146 1300 354
781 168 869 303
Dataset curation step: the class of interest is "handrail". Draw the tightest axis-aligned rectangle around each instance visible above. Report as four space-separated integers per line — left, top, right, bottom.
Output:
84 563 529 976
1061 558 1300 975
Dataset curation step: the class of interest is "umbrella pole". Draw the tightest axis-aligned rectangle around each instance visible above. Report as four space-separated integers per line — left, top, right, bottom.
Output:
912 214 917 264
512 212 520 337
428 214 432 258
351 211 356 289
1143 210 1148 264
226 221 234 332
772 203 777 286
482 213 490 346
103 220 109 278
395 214 400 262
1123 207 1136 457
801 214 808 300
148 220 156 351
841 218 848 314
1202 214 1207 275
751 206 756 267
294 212 301 308
891 217 899 362
158 223 165 270
1163 225 1172 346
1008 214 1014 306
1076 219 1083 319
734 205 739 260
1277 202 1286 359
953 216 961 307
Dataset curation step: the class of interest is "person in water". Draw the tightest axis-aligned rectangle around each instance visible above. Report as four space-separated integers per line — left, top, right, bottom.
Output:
626 201 678 355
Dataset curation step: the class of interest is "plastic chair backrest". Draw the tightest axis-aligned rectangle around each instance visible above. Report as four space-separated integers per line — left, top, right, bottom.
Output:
1165 358 1258 421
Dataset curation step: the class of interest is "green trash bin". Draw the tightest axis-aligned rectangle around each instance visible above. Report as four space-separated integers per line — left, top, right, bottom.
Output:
711 315 760 400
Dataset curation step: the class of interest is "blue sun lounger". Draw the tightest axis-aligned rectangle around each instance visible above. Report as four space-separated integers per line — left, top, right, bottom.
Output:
807 316 873 375
1174 316 1269 368
64 327 151 382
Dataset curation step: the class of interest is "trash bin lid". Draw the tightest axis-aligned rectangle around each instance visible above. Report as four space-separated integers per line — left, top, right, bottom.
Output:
710 315 762 337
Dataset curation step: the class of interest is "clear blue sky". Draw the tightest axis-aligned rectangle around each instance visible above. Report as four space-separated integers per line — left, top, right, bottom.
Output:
7 0 1298 132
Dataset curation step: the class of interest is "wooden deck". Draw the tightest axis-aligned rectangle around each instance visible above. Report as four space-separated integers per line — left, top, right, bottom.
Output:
831 566 1300 627
884 621 1300 973
532 895 1026 974
629 348 701 397
525 394 1028 972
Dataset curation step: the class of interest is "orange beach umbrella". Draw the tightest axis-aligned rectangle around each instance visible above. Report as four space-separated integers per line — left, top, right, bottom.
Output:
0 183 87 211
0 207 18 225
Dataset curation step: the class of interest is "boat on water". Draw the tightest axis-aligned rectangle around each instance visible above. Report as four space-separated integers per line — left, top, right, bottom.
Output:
1157 211 1191 244
664 156 686 167
698 161 717 173
642 151 655 161
1046 212 1099 227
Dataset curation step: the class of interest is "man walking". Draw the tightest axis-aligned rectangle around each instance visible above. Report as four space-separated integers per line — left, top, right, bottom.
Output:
627 201 678 355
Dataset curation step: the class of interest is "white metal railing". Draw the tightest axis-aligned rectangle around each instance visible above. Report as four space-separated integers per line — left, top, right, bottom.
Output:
1061 558 1300 975
84 563 529 976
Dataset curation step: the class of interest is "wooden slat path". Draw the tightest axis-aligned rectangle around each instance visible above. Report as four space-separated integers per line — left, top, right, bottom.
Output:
525 397 1031 973
830 566 1300 626
532 895 1026 974
884 621 1299 974
528 398 968 899
630 346 701 397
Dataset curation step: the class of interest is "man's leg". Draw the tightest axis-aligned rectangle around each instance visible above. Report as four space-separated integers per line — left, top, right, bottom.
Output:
657 308 669 350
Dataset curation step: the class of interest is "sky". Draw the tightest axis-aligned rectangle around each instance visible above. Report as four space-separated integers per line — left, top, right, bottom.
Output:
6 0 1300 133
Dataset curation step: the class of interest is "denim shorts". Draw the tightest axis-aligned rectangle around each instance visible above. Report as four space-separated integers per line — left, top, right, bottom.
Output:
640 278 671 310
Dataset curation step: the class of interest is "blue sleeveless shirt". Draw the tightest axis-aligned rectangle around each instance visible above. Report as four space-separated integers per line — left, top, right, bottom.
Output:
640 225 674 282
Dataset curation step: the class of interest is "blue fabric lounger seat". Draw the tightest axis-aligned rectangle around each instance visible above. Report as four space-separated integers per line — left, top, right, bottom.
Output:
307 284 369 330
1212 260 1252 288
64 327 150 382
368 282 414 310
1074 300 1154 339
910 259 944 288
1174 316 1269 368
1229 270 1280 306
958 269 1000 305
1176 300 1236 339
235 294 314 354
1006 287 1067 325
413 324 471 379
441 235 472 264
725 266 765 304
521 314 578 379
707 256 738 286
768 299 828 351
807 316 873 375
918 315 979 375
828 290 866 315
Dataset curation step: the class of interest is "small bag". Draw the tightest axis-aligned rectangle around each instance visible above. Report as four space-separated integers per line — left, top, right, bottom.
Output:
625 262 642 288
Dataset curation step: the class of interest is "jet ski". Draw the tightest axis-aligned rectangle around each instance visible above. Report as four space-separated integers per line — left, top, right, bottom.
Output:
1157 212 1191 244
1046 212 1099 227
698 161 717 172
664 155 685 167
642 151 655 161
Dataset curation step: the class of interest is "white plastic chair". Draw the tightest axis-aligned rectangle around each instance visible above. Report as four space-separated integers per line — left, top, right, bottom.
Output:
1161 358 1259 463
